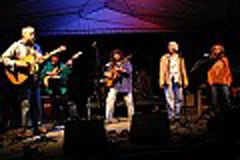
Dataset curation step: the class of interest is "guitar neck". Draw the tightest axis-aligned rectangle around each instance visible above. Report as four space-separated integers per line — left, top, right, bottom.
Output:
122 55 132 62
53 56 74 74
55 64 67 74
50 51 81 75
42 50 60 61
115 55 132 66
40 46 66 63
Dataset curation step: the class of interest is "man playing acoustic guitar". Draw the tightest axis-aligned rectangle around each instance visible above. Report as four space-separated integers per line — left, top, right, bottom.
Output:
40 55 73 125
104 48 134 123
2 26 65 135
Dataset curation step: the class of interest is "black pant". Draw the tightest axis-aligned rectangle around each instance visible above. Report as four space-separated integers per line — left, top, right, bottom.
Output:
210 84 231 112
51 93 68 124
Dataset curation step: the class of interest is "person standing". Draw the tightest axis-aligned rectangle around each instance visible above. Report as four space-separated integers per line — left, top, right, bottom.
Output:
159 41 188 126
104 49 134 123
1 26 46 135
207 44 232 113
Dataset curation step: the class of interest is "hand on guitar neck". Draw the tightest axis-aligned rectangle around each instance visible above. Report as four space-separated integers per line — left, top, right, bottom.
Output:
37 45 66 63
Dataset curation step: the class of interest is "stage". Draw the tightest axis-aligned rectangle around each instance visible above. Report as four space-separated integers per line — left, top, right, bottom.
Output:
0 106 239 160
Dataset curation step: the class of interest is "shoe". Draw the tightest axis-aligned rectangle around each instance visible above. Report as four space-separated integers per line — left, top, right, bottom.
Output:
16 129 33 138
169 118 175 126
105 120 113 124
170 118 180 132
170 122 177 131
55 125 65 130
33 127 47 135
105 119 119 124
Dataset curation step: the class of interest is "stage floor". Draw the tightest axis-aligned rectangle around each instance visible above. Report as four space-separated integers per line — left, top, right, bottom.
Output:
0 112 239 160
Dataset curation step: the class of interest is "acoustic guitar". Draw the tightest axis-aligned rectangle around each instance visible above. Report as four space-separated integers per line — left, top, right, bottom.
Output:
43 51 82 87
104 54 132 88
5 45 66 85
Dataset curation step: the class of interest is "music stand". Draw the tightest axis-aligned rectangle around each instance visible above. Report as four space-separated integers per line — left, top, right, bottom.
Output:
48 76 62 95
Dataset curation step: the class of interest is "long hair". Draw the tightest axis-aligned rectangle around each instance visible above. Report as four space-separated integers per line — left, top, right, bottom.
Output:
210 44 225 59
110 48 125 62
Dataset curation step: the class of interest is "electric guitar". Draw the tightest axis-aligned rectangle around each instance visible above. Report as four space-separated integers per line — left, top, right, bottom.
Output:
5 45 66 85
104 54 132 88
43 51 82 87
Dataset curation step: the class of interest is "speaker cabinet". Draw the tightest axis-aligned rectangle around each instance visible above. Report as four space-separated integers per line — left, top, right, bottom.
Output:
130 112 170 144
64 119 107 155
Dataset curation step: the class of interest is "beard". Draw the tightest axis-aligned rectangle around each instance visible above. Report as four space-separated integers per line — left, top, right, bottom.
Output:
212 51 224 59
25 37 35 46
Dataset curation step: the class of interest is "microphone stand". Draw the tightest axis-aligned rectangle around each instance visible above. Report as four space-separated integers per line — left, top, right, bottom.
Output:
189 54 220 126
86 42 104 120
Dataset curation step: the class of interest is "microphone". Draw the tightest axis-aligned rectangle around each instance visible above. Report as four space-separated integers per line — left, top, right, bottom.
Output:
190 53 210 72
203 53 210 58
190 61 200 73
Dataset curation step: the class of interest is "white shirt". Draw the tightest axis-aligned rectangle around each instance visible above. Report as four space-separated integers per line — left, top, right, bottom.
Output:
169 54 181 83
2 40 41 71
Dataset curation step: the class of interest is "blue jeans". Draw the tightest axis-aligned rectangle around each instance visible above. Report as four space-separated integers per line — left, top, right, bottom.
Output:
22 83 42 130
164 84 183 120
211 84 230 112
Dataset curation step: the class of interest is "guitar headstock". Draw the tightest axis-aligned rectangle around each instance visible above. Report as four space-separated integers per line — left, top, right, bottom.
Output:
126 54 132 59
56 45 67 52
124 54 132 61
46 45 67 58
72 51 83 59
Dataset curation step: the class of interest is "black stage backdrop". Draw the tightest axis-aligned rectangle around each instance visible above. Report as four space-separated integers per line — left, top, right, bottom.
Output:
0 32 240 111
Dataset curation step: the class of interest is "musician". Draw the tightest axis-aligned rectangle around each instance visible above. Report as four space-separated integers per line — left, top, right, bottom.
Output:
104 49 134 123
207 44 232 112
40 55 72 125
1 26 46 135
159 41 188 126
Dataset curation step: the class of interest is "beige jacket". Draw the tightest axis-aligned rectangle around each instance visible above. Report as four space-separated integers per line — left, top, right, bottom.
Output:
159 53 188 88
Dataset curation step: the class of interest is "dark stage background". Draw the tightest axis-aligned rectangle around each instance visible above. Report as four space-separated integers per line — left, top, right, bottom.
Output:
1 32 240 110
0 0 240 110
0 1 240 159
